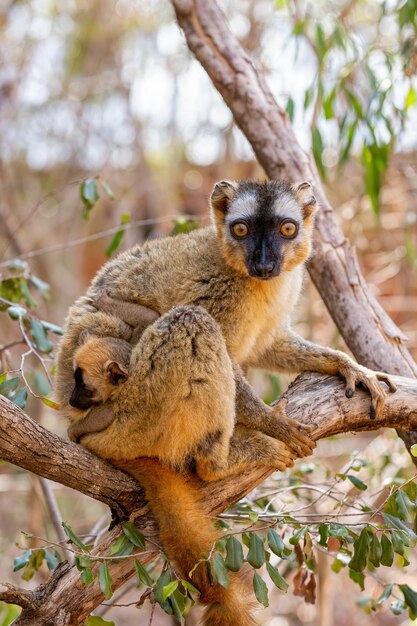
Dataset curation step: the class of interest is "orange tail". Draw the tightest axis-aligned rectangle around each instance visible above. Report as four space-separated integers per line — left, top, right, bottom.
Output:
117 458 259 626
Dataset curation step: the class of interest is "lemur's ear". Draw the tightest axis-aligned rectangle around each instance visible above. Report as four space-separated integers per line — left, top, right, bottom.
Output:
78 330 92 345
105 361 128 386
294 181 317 218
210 180 238 215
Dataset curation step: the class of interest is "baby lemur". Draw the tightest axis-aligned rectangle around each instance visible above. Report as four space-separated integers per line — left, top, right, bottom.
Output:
56 179 395 626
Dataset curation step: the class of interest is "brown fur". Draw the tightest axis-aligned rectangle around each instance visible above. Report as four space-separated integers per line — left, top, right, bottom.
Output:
117 458 259 626
55 179 395 624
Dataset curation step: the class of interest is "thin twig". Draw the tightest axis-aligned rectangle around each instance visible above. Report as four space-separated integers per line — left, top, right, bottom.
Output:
38 477 73 564
0 214 203 267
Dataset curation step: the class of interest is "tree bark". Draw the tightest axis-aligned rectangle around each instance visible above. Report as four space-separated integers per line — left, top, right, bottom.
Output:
170 0 417 455
0 396 144 518
1 372 417 624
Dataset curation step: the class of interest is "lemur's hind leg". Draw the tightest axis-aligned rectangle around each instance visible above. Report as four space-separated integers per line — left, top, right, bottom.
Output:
195 424 295 481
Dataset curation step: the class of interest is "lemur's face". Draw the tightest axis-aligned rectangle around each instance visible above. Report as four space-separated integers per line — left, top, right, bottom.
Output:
69 337 129 410
210 179 317 279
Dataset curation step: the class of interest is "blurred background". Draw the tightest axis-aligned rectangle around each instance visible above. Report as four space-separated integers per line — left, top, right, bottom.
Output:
0 0 417 624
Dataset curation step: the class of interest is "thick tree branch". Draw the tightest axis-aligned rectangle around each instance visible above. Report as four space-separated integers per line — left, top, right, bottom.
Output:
0 396 144 518
170 0 417 456
1 373 417 623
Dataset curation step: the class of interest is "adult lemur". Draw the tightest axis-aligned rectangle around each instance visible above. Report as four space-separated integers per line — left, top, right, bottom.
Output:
55 180 394 626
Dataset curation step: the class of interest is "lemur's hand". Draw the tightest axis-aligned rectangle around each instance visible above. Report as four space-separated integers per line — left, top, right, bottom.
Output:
68 405 116 444
337 359 396 419
267 400 316 458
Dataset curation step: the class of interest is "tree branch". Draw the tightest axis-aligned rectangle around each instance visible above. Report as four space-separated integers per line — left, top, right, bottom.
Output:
170 0 417 457
2 373 417 623
0 396 144 518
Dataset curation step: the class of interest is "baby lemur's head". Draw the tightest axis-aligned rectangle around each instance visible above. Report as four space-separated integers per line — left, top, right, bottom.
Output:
69 334 131 410
210 179 317 279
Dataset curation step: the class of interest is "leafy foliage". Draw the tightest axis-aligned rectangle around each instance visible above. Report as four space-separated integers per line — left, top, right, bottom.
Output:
279 0 417 215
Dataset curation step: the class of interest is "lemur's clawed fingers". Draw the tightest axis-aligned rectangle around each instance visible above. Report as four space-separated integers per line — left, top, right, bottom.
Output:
269 407 316 458
340 361 395 420
272 441 296 471
376 373 397 393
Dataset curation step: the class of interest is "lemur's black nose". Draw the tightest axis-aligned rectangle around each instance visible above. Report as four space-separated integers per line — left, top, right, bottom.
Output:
254 262 275 277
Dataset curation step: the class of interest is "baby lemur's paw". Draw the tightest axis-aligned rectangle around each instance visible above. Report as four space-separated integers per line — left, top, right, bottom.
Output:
268 401 316 458
338 360 396 419
91 290 116 314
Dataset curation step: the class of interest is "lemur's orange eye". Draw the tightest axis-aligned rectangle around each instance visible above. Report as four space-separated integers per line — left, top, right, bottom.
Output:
280 221 297 238
232 222 249 238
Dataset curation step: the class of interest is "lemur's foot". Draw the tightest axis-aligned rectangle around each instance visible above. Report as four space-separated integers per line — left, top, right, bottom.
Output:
268 400 316 458
270 440 297 472
338 361 396 419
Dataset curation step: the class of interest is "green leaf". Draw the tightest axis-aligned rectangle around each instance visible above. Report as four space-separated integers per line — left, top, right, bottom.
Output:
154 570 172 605
182 580 199 595
265 561 288 592
349 568 365 590
13 550 32 572
390 599 406 615
224 537 244 572
41 397 60 410
21 550 45 581
328 524 349 539
384 512 416 541
247 533 265 569
376 583 393 606
134 560 153 587
285 97 295 123
34 370 50 395
80 178 100 213
400 584 417 619
0 377 20 396
168 589 186 624
30 319 53 354
101 179 115 199
162 580 179 602
44 550 60 572
12 388 27 409
212 553 231 588
368 531 381 567
315 23 327 58
85 617 115 626
411 444 417 457
98 561 112 600
30 274 50 297
105 213 130 257
331 557 345 573
62 522 90 551
405 86 417 111
380 534 394 567
289 527 307 546
7 305 26 320
109 534 134 557
122 522 145 548
268 529 285 556
40 320 64 335
312 126 325 180
346 475 367 491
395 490 413 520
391 531 406 555
253 572 269 608
349 528 369 572
19 278 36 309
